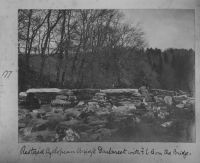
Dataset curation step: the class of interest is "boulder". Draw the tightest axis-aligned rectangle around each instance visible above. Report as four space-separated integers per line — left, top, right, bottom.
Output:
127 103 136 110
184 99 195 109
51 99 71 107
158 111 169 120
77 101 85 106
164 96 173 105
88 101 99 106
119 101 136 110
161 121 173 128
65 91 74 96
64 108 81 118
68 95 78 103
176 103 185 109
51 107 64 114
112 105 118 110
142 98 148 106
176 90 187 96
152 106 160 112
54 124 80 142
101 102 113 111
19 92 27 105
79 108 95 120
186 98 195 104
19 109 30 120
94 92 105 96
26 88 60 104
29 111 38 119
131 92 142 97
92 92 107 102
32 108 48 119
53 91 77 106
151 89 176 96
154 96 164 103
112 106 127 113
111 105 135 116
87 101 100 111
96 110 110 116
60 128 80 142
134 116 141 123
23 127 33 136
19 92 27 97
139 86 151 101
56 95 68 100
173 95 188 103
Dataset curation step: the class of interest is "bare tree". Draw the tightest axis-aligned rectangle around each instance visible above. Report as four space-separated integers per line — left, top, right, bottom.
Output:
18 10 49 70
39 10 62 80
18 9 147 89
55 10 66 85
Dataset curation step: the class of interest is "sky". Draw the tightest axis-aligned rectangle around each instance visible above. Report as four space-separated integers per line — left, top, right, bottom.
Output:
122 9 195 50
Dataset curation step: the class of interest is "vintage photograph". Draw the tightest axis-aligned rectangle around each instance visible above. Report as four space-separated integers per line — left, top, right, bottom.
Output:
18 9 195 142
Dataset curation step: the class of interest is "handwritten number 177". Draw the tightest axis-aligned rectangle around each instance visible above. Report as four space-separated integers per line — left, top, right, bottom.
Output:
2 70 12 79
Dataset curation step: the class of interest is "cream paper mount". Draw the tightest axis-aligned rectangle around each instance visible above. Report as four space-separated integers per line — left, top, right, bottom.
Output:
0 0 200 163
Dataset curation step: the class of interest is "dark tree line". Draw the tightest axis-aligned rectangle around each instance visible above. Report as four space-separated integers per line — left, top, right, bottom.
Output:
18 9 195 95
146 48 195 94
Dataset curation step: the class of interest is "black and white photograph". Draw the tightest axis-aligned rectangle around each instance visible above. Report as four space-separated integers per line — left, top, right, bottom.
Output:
18 9 195 143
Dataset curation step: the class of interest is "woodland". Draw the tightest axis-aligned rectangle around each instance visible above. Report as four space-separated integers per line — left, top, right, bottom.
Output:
18 9 195 94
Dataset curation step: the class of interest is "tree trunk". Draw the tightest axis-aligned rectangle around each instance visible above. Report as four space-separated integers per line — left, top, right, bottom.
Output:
56 10 66 86
25 9 32 71
61 10 70 87
40 10 61 80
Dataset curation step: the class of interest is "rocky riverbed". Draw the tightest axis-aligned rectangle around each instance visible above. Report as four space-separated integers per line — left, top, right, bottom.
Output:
18 88 195 142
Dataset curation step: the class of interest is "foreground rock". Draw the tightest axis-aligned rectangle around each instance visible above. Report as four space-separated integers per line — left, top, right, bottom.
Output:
51 99 71 107
139 86 149 99
51 91 78 108
19 88 195 142
164 96 173 106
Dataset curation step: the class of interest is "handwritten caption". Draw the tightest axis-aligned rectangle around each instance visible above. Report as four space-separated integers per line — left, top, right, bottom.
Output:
20 145 191 159
1 70 12 79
